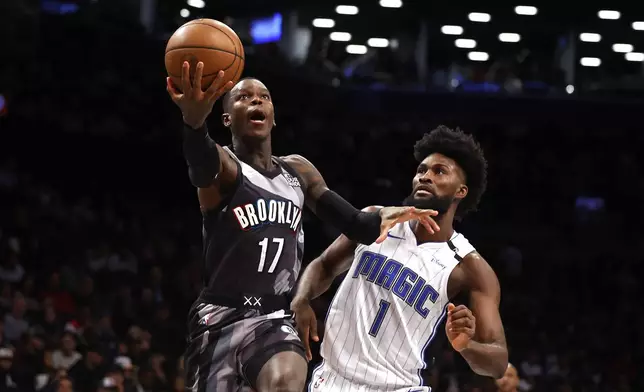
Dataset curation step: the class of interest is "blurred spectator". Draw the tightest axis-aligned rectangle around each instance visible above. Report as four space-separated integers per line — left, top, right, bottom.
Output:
4 294 29 343
0 252 24 285
51 332 81 371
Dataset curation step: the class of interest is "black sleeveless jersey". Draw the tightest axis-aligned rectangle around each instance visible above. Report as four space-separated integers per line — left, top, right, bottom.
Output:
201 147 306 297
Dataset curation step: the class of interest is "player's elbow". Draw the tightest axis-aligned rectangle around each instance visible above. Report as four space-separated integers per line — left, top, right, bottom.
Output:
489 351 509 379
188 166 216 188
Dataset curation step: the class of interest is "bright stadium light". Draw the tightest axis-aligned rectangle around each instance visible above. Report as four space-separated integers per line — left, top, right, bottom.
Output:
379 0 402 8
612 43 633 53
180 8 190 17
468 51 489 61
468 12 491 22
336 5 359 15
632 22 644 30
367 38 389 47
579 33 601 42
346 44 368 54
330 32 351 41
186 0 204 9
441 25 463 35
566 85 574 94
626 52 644 61
580 57 601 67
499 33 521 42
455 39 476 48
515 6 537 15
598 10 620 20
312 18 335 28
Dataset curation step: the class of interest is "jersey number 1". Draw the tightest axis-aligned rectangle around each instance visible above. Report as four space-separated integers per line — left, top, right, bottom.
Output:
257 237 284 273
368 299 391 337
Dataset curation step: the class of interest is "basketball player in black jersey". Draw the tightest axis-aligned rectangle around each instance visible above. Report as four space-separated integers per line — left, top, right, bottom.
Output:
166 62 440 392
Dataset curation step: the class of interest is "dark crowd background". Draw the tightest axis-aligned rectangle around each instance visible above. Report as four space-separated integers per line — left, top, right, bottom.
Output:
1 3 644 392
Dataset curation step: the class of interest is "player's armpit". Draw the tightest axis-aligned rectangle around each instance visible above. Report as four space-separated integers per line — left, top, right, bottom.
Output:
281 155 382 244
459 253 508 378
183 123 239 210
293 206 378 304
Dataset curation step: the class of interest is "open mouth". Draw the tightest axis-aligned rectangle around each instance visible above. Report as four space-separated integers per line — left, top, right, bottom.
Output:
249 111 266 124
414 187 434 197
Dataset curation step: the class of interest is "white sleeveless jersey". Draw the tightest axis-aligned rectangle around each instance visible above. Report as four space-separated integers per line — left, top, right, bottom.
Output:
319 222 475 390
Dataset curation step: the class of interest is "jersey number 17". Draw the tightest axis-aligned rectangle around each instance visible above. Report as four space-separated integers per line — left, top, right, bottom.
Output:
257 237 284 273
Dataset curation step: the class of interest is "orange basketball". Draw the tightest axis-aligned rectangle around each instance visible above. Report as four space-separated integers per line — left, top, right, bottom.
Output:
165 19 245 91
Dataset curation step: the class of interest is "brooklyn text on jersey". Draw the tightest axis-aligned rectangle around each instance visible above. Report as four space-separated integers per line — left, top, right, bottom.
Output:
233 198 303 232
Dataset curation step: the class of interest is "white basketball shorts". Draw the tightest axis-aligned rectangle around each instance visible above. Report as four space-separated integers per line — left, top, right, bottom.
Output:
309 364 431 392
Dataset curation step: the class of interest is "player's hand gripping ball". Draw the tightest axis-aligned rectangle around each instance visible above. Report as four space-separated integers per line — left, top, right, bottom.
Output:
446 303 475 352
166 63 234 129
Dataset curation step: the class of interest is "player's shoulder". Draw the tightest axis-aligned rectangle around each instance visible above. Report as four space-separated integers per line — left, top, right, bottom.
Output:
459 251 500 293
279 154 314 168
459 251 497 280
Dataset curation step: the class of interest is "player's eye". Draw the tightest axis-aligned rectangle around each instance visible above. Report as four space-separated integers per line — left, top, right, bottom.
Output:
239 94 249 100
434 167 447 175
262 94 270 100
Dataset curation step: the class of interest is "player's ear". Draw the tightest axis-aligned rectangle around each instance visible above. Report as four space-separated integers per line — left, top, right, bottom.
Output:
455 184 468 201
222 113 231 127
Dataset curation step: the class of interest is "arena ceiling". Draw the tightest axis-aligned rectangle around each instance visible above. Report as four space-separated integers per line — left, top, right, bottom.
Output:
171 0 644 73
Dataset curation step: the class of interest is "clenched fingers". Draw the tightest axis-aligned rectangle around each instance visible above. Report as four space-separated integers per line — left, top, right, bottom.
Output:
447 317 475 329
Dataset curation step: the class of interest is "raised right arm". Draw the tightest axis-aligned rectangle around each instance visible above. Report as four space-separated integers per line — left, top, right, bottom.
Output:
168 62 237 211
182 123 238 210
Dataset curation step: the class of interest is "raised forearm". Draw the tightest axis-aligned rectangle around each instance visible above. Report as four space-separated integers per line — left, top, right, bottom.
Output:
182 123 221 188
293 234 357 303
460 340 508 378
293 260 336 302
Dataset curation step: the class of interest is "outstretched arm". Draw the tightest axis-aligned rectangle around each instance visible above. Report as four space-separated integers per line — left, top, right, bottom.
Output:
282 155 439 244
448 253 508 378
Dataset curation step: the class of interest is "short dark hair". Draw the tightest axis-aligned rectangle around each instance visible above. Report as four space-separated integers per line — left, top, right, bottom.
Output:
222 76 260 112
413 125 488 218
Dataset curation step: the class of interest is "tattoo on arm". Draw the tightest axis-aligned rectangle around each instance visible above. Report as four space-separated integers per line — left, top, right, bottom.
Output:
282 154 329 212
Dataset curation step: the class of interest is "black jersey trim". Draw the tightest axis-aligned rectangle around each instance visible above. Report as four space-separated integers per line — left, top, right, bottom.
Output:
446 239 463 262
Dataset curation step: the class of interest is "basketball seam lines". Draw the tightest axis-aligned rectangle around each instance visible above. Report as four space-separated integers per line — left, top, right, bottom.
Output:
166 47 243 77
182 21 242 55
165 46 244 59
170 21 244 58
166 20 245 80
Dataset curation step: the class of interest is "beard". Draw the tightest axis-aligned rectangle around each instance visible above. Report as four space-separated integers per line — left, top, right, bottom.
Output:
403 192 454 215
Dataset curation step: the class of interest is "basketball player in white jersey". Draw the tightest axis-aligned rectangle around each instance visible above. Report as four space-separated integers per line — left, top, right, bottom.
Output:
291 126 508 391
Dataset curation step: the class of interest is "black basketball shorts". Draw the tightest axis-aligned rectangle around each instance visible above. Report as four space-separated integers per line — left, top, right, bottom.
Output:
183 302 306 392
